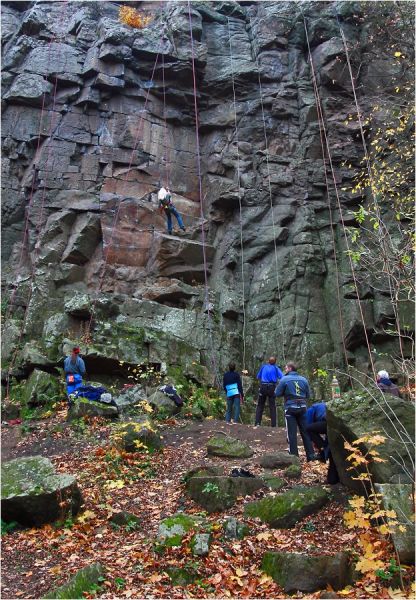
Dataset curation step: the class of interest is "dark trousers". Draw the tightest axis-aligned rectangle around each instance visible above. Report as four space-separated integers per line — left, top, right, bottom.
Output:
285 406 315 460
305 420 327 450
255 383 276 427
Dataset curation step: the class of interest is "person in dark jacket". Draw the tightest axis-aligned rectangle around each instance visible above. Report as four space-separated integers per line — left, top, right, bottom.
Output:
223 362 244 424
275 362 315 460
376 370 401 397
305 402 339 484
159 384 183 407
255 357 283 427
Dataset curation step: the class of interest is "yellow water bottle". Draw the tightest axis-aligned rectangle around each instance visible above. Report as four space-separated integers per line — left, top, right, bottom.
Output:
331 375 341 400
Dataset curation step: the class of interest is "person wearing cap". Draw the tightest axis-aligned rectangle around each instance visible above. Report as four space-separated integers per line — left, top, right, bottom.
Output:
376 370 401 397
254 356 283 428
64 347 86 395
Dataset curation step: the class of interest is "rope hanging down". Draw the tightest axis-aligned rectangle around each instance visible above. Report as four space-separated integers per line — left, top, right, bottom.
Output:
226 16 247 370
334 9 407 366
187 0 220 386
302 14 376 379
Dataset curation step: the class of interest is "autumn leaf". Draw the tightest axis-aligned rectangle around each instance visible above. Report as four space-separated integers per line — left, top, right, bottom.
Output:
77 510 96 524
256 532 271 541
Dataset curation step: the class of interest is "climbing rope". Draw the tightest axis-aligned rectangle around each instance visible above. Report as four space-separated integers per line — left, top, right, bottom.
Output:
334 9 407 366
302 13 377 379
187 0 221 387
226 16 247 369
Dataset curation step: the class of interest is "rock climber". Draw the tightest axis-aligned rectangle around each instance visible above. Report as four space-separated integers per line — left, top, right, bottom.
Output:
158 186 186 234
305 402 340 484
223 362 244 424
376 370 401 397
274 362 316 461
254 356 283 428
64 346 86 395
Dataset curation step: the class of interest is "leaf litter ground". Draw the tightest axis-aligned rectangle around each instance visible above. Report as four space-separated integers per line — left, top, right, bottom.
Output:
1 408 414 599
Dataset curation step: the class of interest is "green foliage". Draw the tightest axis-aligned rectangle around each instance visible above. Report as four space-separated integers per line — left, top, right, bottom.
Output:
114 577 126 590
375 559 403 582
1 519 18 535
201 482 220 495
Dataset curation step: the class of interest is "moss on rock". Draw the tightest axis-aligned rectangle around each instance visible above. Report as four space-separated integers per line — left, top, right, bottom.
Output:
244 486 329 528
207 434 254 458
284 464 302 480
44 562 104 598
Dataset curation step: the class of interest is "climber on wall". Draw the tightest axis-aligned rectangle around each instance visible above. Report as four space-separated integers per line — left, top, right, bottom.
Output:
158 186 186 235
64 346 86 395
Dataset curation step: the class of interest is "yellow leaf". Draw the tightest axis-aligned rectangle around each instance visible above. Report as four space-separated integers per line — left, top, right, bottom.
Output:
105 479 125 490
256 532 272 541
259 573 273 585
355 556 384 574
394 52 402 57
77 510 96 524
235 568 248 577
349 496 365 509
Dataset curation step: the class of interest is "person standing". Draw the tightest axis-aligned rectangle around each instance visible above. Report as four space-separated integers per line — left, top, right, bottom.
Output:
64 346 86 394
158 186 186 234
255 357 283 427
376 370 401 397
223 362 244 424
275 362 315 461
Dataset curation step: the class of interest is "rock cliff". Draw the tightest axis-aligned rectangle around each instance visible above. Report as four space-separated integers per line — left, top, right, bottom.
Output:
2 0 414 386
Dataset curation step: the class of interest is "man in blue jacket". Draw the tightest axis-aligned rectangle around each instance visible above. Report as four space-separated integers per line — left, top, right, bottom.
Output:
255 357 283 427
223 362 244 424
305 402 327 461
64 346 86 395
275 362 315 460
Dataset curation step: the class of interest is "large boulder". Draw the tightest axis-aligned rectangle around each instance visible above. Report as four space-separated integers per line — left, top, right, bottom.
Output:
259 452 300 469
1 456 82 526
113 384 147 412
207 434 254 458
223 516 250 539
157 513 204 549
44 563 104 599
327 391 415 493
183 465 225 483
244 486 329 528
186 475 266 513
148 389 180 417
115 419 163 452
262 551 353 593
375 483 415 565
22 369 61 407
67 398 118 420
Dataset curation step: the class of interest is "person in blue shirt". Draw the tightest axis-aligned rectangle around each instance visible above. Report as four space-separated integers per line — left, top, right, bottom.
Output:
223 362 244 424
305 401 340 484
255 357 283 428
274 362 315 460
305 402 327 461
64 346 86 395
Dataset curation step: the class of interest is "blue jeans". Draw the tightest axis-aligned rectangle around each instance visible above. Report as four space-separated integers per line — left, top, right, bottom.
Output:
226 395 240 423
166 206 184 233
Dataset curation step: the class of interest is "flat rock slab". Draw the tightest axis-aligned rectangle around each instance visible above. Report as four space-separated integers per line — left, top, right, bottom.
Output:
157 513 205 549
68 398 118 419
262 551 353 593
1 456 82 526
116 420 163 452
186 476 266 513
207 434 254 458
375 483 415 565
44 562 104 598
259 452 300 469
244 486 329 528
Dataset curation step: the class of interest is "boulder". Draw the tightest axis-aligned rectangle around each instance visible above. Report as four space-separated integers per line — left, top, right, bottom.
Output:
186 476 265 513
207 434 254 458
244 486 329 528
327 391 415 492
64 293 92 318
1 456 82 526
67 398 118 420
157 513 203 549
22 369 61 407
223 516 250 539
284 464 302 480
183 465 224 483
191 532 211 556
262 551 353 593
259 452 300 469
262 474 285 490
115 420 163 452
166 566 199 586
109 510 141 529
113 385 147 411
375 483 415 565
4 73 53 105
148 389 181 417
44 563 104 599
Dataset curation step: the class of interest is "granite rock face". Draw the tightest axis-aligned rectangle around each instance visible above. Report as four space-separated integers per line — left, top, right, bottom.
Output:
1 1 413 390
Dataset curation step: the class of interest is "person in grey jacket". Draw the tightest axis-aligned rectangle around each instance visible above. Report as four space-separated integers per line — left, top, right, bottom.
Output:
275 362 316 461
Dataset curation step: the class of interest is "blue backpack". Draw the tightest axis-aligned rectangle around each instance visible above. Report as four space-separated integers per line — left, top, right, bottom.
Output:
66 373 83 395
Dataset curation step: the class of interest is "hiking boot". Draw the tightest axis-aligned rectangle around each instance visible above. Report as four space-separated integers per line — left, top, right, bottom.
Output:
307 453 321 462
181 226 186 232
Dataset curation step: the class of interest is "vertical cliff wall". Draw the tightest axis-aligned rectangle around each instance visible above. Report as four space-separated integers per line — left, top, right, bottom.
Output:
2 0 414 384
